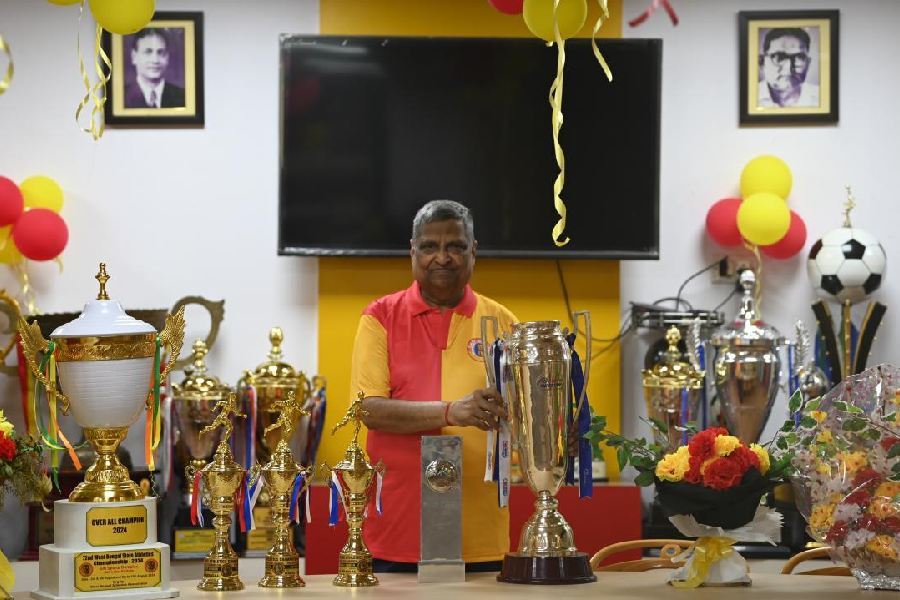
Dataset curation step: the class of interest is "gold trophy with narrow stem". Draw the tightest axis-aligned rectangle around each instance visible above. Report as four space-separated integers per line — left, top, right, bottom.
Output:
258 390 311 588
194 392 246 592
321 392 385 587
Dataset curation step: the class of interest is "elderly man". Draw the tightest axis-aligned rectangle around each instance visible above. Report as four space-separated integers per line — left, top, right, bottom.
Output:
349 199 516 573
758 27 819 108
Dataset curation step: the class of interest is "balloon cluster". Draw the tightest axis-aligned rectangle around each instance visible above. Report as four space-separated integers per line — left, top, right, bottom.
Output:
705 156 807 260
48 0 156 35
0 176 69 264
488 0 589 41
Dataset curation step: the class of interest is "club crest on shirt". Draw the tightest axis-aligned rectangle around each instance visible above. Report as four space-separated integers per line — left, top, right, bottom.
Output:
467 338 484 361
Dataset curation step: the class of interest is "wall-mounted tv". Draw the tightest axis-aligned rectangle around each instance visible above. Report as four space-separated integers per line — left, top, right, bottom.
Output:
279 36 661 259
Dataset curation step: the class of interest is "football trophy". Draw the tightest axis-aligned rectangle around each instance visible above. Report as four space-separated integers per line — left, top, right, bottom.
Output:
806 188 887 385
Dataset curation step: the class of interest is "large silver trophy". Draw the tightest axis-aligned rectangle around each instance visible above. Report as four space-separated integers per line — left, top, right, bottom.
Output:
482 314 595 585
711 270 783 443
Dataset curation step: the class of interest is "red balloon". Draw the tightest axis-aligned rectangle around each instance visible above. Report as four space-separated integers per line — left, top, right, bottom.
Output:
705 198 743 247
0 176 24 227
760 211 807 259
12 209 69 261
488 0 524 14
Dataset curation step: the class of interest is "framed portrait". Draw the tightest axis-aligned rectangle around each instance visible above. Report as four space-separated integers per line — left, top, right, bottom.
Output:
102 12 204 126
739 10 839 125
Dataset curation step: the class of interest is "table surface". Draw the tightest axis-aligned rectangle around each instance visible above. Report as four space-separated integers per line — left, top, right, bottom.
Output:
12 570 882 599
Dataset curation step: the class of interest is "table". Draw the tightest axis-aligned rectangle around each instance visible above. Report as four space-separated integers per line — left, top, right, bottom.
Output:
12 571 880 599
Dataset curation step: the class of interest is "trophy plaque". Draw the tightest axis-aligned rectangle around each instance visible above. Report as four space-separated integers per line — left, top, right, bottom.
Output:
322 393 385 587
483 315 596 585
19 264 183 600
238 327 312 555
170 340 232 558
418 435 464 583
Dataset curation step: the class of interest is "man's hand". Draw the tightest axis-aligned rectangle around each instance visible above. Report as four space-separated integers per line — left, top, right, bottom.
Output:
447 388 508 431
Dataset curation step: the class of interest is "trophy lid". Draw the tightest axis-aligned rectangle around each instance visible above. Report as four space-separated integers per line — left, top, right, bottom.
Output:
51 264 156 339
642 326 705 389
172 339 232 401
710 270 783 347
247 327 302 385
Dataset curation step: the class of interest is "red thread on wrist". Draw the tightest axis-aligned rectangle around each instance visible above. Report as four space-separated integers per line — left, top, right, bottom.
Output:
444 402 452 427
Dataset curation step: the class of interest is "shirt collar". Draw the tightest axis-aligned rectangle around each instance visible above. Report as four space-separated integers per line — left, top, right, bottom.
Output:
405 281 476 317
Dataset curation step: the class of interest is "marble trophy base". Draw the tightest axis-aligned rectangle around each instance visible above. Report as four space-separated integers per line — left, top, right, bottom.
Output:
497 553 596 585
33 498 179 600
417 559 465 584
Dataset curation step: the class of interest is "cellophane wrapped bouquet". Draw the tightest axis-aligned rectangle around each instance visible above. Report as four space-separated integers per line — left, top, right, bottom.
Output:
588 417 788 587
774 365 900 591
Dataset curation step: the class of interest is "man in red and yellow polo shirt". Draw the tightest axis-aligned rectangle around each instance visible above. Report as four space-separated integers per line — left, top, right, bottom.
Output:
350 200 516 572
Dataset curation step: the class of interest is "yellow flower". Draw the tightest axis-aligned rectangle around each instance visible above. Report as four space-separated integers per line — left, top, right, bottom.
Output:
837 451 868 476
809 410 828 424
809 502 835 533
815 429 833 445
867 535 898 561
0 409 11 437
750 443 770 475
816 461 832 477
655 446 690 482
875 482 900 500
714 435 741 457
868 497 900 520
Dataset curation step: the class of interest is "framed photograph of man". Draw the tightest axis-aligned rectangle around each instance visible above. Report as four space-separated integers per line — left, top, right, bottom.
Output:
103 12 204 126
739 10 839 125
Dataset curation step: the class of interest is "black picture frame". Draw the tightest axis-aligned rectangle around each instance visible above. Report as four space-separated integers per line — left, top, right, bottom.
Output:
739 10 839 125
102 11 204 126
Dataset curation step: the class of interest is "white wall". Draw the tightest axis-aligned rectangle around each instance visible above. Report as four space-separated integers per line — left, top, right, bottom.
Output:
620 0 900 453
0 0 319 558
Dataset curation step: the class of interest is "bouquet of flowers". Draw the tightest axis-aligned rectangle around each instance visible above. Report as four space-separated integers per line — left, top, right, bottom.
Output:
588 417 788 587
774 364 900 591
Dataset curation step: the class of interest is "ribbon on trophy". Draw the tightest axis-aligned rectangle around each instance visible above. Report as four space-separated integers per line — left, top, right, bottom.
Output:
375 469 384 515
190 470 206 527
31 341 82 489
15 337 35 437
328 471 346 526
74 1 111 140
670 536 736 589
0 34 13 96
243 384 257 468
289 473 311 524
163 394 174 492
145 335 163 471
238 472 264 532
565 334 592 499
485 339 511 507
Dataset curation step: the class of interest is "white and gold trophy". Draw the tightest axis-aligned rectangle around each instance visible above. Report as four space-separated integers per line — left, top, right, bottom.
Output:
19 264 183 600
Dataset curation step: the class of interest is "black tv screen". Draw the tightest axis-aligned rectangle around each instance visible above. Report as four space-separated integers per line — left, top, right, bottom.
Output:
279 36 661 259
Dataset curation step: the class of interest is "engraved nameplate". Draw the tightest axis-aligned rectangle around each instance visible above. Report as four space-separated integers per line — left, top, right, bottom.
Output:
74 549 161 592
86 505 148 547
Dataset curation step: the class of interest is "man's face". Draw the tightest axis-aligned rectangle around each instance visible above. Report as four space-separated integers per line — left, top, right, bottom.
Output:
131 35 169 83
410 219 476 305
763 35 810 93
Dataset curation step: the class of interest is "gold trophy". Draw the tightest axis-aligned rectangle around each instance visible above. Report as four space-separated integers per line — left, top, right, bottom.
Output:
171 339 233 557
238 327 313 554
258 390 311 588
192 392 246 591
321 393 385 587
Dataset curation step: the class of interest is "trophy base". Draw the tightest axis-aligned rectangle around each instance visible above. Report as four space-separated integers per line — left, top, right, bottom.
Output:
197 576 244 592
258 553 304 588
198 554 243 591
497 553 596 585
332 573 379 587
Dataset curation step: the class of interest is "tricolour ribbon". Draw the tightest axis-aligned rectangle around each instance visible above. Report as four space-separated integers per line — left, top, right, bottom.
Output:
566 334 592 498
680 388 689 446
14 337 34 437
239 473 263 532
243 385 257 468
74 1 110 140
190 470 205 527
697 342 708 429
328 472 346 526
628 0 679 27
671 536 735 588
289 473 307 524
32 341 81 489
0 34 12 96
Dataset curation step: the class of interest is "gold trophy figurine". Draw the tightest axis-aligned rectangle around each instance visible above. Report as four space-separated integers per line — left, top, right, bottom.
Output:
194 392 246 592
321 392 385 587
258 390 311 588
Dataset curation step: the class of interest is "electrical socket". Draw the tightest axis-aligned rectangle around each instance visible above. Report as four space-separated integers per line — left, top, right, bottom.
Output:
711 256 753 284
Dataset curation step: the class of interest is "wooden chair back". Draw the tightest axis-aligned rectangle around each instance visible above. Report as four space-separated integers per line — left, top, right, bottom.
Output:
781 546 851 576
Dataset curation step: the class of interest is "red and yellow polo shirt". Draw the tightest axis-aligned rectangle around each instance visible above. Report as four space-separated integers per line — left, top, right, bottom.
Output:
349 281 517 563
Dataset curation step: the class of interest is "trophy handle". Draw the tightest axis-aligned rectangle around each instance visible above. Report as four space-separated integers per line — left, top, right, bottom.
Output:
572 310 592 421
169 296 225 371
0 290 21 377
480 316 500 389
17 316 70 414
157 306 186 385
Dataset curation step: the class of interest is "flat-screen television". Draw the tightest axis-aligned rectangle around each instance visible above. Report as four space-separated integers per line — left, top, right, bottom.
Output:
279 36 661 259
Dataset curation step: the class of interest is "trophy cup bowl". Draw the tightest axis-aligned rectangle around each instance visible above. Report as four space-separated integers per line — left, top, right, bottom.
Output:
487 317 596 584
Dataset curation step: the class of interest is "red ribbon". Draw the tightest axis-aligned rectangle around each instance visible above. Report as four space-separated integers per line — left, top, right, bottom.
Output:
190 471 202 526
14 336 30 435
628 0 679 27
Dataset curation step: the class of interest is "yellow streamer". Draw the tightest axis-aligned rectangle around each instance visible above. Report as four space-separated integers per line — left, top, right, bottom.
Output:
0 35 13 97
591 0 614 82
671 536 736 588
75 1 111 141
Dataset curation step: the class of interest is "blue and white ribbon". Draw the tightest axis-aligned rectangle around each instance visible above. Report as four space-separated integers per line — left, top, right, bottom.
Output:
328 472 345 526
680 389 689 446
242 473 264 531
697 340 708 429
491 340 511 507
289 473 308 524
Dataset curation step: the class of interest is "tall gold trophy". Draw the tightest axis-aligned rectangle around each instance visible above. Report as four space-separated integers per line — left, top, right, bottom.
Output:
238 327 312 555
321 393 385 587
19 264 183 600
193 393 246 592
258 390 311 588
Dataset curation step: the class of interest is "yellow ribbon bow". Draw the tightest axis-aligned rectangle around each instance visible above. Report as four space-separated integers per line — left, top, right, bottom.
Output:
671 536 736 589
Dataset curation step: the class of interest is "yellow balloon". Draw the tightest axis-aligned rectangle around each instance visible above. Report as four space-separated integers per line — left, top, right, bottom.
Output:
48 0 82 5
737 193 791 246
19 175 64 213
523 0 587 42
89 0 156 35
0 226 23 265
740 155 792 199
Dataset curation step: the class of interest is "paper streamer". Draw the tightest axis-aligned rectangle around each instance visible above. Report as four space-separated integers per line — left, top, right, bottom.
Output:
0 35 12 96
